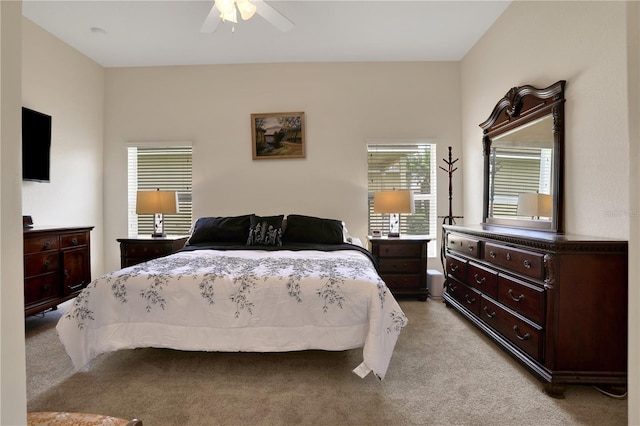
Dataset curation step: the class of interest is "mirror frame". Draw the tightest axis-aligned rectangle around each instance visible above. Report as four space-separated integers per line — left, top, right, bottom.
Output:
480 80 566 233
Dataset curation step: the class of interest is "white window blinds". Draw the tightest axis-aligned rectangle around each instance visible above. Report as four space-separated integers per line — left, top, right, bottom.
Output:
367 143 437 247
127 145 193 237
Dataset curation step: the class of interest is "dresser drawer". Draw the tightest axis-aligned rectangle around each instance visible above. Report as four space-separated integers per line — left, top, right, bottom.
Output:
60 232 88 248
24 235 59 254
24 274 59 305
497 275 545 324
447 234 480 258
480 297 543 361
446 281 481 316
467 262 498 298
445 254 467 283
381 274 422 289
24 253 60 277
483 242 544 280
378 258 422 274
376 243 422 258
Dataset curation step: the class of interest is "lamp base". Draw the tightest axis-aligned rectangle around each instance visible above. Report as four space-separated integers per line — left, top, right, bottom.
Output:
387 232 400 238
150 232 166 238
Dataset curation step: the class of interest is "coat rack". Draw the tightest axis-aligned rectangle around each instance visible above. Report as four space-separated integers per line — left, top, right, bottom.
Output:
438 146 463 225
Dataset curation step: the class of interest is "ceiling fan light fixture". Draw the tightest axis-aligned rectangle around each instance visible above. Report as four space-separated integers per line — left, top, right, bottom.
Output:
215 0 236 22
236 0 256 21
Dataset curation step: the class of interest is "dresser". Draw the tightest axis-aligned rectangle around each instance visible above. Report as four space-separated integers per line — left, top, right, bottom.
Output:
24 226 93 317
368 236 429 301
117 235 189 268
442 224 627 397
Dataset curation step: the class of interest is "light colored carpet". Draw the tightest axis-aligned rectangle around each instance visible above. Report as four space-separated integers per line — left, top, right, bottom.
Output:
26 298 627 425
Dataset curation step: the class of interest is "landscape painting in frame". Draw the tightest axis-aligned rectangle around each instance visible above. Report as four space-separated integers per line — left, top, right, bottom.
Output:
251 112 306 160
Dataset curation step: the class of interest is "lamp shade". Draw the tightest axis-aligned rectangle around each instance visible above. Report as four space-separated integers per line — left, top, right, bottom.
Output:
136 190 178 215
517 193 552 218
373 190 415 214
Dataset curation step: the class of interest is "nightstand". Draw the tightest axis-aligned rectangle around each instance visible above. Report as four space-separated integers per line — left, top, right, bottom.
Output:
117 235 189 268
368 236 430 301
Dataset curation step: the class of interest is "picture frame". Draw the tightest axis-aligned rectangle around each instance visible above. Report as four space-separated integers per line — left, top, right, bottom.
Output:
251 112 306 160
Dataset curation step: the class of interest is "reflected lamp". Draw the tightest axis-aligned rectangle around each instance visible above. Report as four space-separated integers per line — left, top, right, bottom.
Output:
517 193 552 219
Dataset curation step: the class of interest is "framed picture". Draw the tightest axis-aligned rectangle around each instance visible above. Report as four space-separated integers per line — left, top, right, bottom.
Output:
251 112 306 160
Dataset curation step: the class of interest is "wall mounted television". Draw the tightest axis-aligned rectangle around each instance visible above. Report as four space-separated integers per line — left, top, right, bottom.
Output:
22 106 52 182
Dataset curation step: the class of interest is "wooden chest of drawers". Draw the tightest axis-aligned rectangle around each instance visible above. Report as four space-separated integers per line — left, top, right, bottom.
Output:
24 226 93 317
117 235 189 268
442 224 628 397
368 236 429 301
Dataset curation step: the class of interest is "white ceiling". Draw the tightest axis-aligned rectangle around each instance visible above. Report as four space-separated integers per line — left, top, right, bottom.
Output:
22 0 511 68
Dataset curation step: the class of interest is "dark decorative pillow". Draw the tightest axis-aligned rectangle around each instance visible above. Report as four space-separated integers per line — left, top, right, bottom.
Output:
282 214 344 244
246 214 284 246
187 215 252 245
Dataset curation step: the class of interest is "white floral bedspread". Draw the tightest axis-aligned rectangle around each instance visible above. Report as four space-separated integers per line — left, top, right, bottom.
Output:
56 248 407 379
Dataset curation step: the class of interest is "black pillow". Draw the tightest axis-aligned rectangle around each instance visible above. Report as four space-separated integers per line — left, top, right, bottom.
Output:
187 215 251 245
282 214 344 244
246 214 284 246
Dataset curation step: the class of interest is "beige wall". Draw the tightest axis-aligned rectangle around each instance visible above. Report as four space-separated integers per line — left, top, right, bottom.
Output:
103 62 462 271
22 18 105 276
461 1 638 423
1 2 26 424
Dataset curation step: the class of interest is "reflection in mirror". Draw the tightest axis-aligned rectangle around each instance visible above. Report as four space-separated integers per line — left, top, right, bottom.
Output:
488 115 553 221
480 80 565 232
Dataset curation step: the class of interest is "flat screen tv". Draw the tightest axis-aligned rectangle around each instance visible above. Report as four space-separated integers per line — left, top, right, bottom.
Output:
22 107 52 182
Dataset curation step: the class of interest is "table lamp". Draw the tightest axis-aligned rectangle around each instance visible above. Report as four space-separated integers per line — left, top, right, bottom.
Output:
373 190 415 237
136 189 179 237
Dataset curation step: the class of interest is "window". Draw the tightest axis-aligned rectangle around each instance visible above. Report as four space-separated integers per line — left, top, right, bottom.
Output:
367 142 437 255
489 146 552 217
127 144 193 237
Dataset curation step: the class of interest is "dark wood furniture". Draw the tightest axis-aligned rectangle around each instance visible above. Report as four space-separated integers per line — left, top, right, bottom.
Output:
368 236 429 301
24 226 93 317
117 235 189 268
442 224 628 397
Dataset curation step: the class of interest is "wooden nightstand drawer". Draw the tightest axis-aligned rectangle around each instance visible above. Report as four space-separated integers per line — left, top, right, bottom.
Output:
378 258 422 274
368 236 430 301
380 274 422 289
118 236 189 269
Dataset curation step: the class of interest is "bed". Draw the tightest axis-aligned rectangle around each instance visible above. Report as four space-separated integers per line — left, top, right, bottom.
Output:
56 214 408 380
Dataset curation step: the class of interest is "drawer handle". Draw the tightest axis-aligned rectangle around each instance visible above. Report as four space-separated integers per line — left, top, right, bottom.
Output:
43 240 51 250
483 306 496 318
506 253 511 261
68 282 84 291
71 237 78 245
489 251 496 259
473 274 486 285
43 259 51 270
449 264 459 273
508 289 525 302
393 263 408 270
468 245 474 252
523 260 531 269
464 294 475 304
40 285 51 294
448 284 457 293
513 325 530 341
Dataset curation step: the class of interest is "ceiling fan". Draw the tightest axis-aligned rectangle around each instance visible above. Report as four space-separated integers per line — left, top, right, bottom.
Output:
200 0 294 33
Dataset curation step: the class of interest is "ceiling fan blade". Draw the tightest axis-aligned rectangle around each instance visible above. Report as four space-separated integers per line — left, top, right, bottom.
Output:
254 0 294 32
200 4 221 33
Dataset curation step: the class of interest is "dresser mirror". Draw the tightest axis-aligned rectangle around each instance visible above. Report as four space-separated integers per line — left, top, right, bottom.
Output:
480 81 566 232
